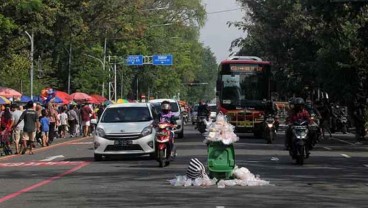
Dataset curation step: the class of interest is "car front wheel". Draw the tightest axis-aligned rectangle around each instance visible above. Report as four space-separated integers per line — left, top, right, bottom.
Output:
94 153 103 161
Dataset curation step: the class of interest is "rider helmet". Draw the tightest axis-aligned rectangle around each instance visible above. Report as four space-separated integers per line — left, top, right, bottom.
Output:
161 100 171 114
294 97 305 111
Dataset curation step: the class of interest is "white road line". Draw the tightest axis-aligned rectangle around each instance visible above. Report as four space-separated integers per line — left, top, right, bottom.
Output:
364 165 368 168
331 138 355 145
40 155 65 161
216 206 225 208
323 147 332 150
341 154 351 158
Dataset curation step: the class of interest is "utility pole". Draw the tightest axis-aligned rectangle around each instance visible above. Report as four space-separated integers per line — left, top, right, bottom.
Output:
25 31 34 99
67 44 72 94
102 38 107 97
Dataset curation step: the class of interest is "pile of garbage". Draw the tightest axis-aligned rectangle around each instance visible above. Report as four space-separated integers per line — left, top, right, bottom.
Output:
169 162 271 188
169 113 270 188
203 113 239 145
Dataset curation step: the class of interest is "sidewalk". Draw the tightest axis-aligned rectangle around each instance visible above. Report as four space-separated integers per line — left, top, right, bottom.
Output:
0 133 88 157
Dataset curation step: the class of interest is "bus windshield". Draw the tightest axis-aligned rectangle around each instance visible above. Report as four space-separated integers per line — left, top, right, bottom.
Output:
219 63 270 110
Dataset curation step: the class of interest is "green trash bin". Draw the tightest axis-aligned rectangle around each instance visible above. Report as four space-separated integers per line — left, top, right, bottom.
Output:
207 141 235 179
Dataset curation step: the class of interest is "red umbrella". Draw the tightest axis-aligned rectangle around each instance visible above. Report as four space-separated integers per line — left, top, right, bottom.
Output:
70 92 93 103
0 87 22 98
55 91 72 102
90 94 107 103
88 96 100 104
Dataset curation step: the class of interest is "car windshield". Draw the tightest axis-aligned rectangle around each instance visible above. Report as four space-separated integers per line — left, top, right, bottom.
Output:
101 107 152 123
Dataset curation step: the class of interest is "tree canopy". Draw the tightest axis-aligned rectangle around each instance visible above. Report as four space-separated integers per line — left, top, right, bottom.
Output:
232 0 368 105
0 0 218 103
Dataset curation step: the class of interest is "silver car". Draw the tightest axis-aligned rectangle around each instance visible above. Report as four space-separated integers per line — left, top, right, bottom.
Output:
94 103 156 161
149 99 184 138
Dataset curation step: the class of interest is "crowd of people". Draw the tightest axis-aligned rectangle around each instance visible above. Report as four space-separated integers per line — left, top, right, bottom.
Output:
0 101 105 156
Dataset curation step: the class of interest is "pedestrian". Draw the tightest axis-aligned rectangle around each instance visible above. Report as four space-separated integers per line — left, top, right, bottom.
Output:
1 106 13 155
10 103 24 154
39 109 50 147
97 104 105 122
59 108 68 138
46 102 58 144
67 105 78 137
80 104 92 137
13 101 38 155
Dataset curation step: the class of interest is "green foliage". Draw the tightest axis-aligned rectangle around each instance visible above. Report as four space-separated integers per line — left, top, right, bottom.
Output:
233 0 368 104
0 0 217 103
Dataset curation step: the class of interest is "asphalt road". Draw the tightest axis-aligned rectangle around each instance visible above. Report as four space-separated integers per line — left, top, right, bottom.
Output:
0 125 367 208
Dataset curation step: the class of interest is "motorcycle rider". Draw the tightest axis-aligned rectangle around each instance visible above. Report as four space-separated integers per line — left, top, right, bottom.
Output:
197 100 210 120
264 99 279 130
157 100 176 157
285 97 311 150
195 100 210 130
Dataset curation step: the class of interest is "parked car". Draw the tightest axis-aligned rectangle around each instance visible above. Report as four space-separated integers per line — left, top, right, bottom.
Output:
149 99 184 138
191 104 199 125
93 103 156 161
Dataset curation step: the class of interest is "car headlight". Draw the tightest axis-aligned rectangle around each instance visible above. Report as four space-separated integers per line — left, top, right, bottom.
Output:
141 126 153 137
96 128 106 138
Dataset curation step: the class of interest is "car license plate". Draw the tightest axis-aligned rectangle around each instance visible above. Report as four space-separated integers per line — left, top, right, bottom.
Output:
114 140 132 146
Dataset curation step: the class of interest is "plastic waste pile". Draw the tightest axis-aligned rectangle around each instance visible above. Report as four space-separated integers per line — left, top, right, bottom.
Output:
203 113 239 145
169 113 270 188
169 164 270 188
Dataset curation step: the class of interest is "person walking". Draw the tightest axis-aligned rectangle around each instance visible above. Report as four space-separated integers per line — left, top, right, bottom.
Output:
13 101 38 155
59 108 68 138
67 105 78 137
46 103 58 144
39 109 50 147
80 104 92 137
10 104 24 154
1 106 13 155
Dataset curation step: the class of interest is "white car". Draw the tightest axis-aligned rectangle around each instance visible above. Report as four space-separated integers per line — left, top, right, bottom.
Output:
149 99 184 138
93 103 156 161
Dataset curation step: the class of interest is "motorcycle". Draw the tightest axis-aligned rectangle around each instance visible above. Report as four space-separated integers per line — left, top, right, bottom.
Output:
263 114 277 144
308 113 321 149
196 115 208 134
289 120 310 165
155 122 176 167
331 106 348 134
182 111 189 125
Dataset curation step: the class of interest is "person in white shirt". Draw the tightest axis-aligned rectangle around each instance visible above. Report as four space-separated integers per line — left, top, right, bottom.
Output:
59 108 68 138
10 103 24 154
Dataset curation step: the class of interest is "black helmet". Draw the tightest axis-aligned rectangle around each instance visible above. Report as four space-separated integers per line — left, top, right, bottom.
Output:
294 97 305 105
161 101 171 113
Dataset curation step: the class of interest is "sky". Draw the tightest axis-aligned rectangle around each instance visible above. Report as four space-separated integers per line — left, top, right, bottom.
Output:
200 0 245 63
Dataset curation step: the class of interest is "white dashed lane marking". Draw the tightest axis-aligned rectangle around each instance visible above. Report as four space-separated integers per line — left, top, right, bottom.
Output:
323 147 332 150
341 154 351 158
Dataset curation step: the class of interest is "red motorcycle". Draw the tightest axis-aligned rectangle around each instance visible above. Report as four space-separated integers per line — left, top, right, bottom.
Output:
155 122 176 167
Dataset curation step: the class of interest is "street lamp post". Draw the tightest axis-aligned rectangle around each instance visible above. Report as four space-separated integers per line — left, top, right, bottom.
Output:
84 54 105 97
67 44 72 94
25 31 34 99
